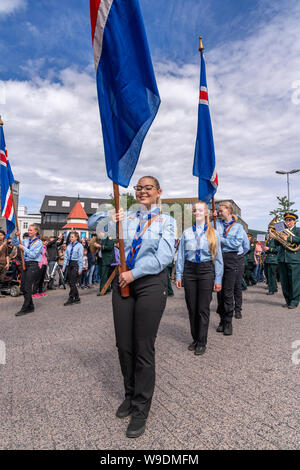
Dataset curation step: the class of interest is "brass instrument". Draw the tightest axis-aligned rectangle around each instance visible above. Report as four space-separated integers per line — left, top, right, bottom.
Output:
268 217 300 252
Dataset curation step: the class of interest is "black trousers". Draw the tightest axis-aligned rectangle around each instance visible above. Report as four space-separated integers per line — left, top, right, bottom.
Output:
112 270 168 420
264 263 278 293
67 261 80 300
21 261 40 310
183 260 214 347
217 252 238 323
234 254 245 315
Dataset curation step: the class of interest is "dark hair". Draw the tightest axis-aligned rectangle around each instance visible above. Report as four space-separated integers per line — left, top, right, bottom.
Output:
0 230 5 236
23 232 29 238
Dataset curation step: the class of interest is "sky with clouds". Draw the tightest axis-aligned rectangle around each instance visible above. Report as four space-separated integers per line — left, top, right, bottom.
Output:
0 0 300 230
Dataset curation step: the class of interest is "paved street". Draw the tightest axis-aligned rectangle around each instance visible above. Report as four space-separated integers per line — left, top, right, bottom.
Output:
0 283 299 450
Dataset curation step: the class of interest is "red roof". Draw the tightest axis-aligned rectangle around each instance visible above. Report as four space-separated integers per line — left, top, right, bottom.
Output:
62 222 89 230
67 201 88 220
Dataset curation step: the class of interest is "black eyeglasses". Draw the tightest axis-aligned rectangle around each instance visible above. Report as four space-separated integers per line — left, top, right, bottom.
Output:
134 185 158 192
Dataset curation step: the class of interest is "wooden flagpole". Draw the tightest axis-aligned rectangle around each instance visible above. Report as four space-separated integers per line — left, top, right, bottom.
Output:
199 37 217 229
113 182 130 297
0 116 26 270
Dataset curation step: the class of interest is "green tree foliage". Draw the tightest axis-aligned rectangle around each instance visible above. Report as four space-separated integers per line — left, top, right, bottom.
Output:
270 196 298 219
109 192 137 210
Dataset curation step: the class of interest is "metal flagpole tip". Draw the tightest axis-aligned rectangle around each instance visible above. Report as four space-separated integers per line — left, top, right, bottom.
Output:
199 36 205 54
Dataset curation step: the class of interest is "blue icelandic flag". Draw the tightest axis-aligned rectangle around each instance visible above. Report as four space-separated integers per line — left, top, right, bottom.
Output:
0 125 15 237
90 0 161 188
193 53 218 203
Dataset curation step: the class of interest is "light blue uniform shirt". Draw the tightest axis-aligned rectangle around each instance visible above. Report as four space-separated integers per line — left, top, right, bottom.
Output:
238 229 250 256
12 235 43 262
89 209 177 280
176 224 224 284
63 242 84 272
216 219 244 253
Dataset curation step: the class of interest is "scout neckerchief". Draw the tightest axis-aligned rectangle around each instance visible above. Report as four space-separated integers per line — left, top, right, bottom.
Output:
69 241 79 260
222 217 236 238
27 237 39 249
192 222 208 263
126 208 161 270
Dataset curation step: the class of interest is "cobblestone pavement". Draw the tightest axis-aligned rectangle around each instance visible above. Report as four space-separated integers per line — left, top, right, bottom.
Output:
0 282 299 450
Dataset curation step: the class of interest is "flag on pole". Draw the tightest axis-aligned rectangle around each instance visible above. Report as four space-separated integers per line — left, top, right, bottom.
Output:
0 125 15 236
193 52 218 203
90 0 161 188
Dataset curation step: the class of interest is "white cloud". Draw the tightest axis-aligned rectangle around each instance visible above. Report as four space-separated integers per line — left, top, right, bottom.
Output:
0 0 26 15
1 3 300 230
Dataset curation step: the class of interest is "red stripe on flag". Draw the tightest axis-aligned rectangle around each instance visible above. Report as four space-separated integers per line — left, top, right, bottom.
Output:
199 90 208 101
90 0 102 41
0 153 7 164
4 194 13 219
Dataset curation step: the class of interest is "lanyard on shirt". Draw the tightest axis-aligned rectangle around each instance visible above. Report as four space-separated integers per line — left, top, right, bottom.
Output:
69 242 79 260
126 208 161 270
192 222 208 263
28 237 39 249
222 218 236 238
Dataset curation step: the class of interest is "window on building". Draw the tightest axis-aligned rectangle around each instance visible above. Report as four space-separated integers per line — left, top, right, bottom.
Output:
48 200 57 207
81 202 85 208
91 203 98 209
23 222 28 229
62 201 70 207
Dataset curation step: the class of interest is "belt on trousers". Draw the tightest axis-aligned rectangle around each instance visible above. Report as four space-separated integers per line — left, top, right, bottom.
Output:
25 261 38 266
69 260 78 266
185 260 213 267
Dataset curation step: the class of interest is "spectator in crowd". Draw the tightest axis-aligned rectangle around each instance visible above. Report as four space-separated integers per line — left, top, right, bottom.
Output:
79 248 89 288
58 242 67 288
254 241 264 282
0 230 10 298
10 244 21 280
87 245 96 288
47 233 64 289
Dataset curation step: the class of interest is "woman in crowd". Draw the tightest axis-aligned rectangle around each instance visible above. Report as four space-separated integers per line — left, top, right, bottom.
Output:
214 202 244 336
176 201 223 355
62 231 83 305
12 224 43 316
89 176 176 439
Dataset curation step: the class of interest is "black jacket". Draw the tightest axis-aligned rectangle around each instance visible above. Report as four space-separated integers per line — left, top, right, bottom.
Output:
47 237 64 262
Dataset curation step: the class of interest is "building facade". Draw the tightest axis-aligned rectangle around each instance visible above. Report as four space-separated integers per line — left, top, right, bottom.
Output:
40 195 111 237
17 205 41 238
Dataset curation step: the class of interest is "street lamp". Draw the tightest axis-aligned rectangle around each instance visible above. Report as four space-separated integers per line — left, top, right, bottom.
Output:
275 169 300 209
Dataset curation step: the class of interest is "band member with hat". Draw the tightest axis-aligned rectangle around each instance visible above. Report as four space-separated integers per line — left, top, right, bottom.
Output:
264 228 279 295
214 202 244 336
270 212 300 309
12 224 43 316
176 201 223 355
89 176 176 439
62 231 83 305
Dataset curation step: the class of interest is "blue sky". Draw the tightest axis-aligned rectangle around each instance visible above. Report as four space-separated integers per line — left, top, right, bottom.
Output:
1 0 300 230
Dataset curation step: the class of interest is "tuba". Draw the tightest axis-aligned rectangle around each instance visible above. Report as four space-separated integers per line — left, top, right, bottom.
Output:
268 217 300 252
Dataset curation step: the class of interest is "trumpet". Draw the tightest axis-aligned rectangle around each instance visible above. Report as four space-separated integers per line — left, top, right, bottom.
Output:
268 217 300 252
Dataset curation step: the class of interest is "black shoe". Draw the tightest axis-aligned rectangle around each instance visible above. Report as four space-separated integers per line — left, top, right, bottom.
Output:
223 322 232 336
234 312 242 319
126 417 146 438
97 292 101 296
216 322 224 333
15 307 34 316
188 341 197 351
64 298 75 306
288 305 297 309
194 345 206 356
116 398 132 418
266 292 274 295
73 298 80 303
